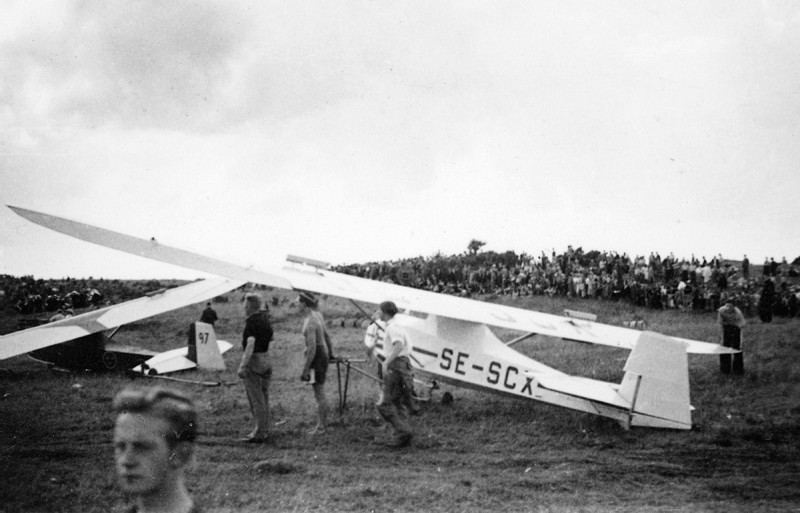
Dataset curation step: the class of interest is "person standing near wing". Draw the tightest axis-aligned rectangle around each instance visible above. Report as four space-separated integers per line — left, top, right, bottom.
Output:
200 302 218 326
718 298 746 375
298 291 334 435
375 301 414 448
237 293 273 443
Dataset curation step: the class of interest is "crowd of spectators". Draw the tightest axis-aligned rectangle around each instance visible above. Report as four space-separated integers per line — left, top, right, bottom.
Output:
3 248 797 321
0 275 169 315
333 246 800 319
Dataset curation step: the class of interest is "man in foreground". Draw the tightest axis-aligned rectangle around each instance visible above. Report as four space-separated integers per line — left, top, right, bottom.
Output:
113 386 198 513
375 300 414 448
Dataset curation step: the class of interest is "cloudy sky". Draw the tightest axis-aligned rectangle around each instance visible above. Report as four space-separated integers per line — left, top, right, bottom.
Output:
1 1 798 279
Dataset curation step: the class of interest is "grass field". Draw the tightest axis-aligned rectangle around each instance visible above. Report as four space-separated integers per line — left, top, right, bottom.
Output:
1 288 799 512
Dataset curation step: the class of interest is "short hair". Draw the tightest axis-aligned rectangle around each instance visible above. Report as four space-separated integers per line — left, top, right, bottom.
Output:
244 292 262 311
113 387 197 445
298 291 318 308
379 301 399 317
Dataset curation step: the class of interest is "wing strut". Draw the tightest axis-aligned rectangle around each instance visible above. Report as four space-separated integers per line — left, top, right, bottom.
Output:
623 374 643 431
505 332 537 347
349 299 378 328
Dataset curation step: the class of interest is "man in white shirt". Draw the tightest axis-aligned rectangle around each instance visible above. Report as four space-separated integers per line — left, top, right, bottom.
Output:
375 301 414 448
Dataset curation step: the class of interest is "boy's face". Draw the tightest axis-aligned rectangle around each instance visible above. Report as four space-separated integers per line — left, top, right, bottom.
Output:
114 412 175 496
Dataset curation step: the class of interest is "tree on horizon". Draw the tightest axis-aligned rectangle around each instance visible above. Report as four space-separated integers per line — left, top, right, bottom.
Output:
467 239 486 255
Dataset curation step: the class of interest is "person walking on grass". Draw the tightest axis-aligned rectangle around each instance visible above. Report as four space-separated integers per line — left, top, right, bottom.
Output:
298 291 334 435
375 300 414 448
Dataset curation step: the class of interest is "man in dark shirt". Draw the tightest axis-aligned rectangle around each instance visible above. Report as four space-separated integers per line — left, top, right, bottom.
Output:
237 293 273 442
200 302 218 326
759 277 776 323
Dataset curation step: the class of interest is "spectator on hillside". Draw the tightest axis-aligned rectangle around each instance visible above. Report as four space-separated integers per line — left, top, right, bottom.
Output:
790 287 800 318
759 277 776 323
49 309 67 323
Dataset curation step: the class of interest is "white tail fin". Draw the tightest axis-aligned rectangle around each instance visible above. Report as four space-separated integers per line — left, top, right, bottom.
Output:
617 331 691 430
189 322 227 371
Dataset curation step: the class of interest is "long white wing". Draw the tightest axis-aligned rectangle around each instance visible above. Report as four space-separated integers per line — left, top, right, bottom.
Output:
0 277 244 361
8 205 728 354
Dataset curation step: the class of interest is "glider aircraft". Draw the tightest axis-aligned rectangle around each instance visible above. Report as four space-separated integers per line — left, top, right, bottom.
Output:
7 205 736 429
1 273 242 376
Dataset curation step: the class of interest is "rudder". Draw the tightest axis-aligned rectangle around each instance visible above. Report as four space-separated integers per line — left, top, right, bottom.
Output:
190 321 227 371
617 331 691 429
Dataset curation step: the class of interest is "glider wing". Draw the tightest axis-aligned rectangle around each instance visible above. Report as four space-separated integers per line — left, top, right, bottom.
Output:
0 277 244 361
8 205 729 354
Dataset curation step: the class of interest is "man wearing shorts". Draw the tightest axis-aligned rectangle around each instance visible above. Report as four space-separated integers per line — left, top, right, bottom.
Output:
299 291 334 435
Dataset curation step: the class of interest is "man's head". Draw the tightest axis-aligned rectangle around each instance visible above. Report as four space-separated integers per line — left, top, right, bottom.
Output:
298 291 318 310
112 387 197 497
377 301 399 322
244 293 262 316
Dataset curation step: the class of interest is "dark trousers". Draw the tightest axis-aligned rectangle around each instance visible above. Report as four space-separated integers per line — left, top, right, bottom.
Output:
720 325 744 375
377 357 413 438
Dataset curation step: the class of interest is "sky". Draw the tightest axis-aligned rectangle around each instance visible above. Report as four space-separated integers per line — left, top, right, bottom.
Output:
1 1 798 280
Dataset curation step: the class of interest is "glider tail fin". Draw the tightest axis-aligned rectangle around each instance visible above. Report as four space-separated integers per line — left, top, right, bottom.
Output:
617 331 692 430
188 322 227 371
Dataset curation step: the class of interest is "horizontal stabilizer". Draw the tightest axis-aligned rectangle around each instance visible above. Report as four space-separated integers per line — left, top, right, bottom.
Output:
133 340 233 374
